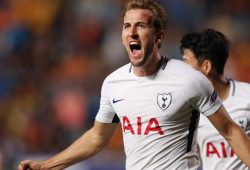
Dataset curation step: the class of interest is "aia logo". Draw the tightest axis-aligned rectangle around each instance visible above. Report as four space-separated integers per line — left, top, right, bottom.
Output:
234 116 247 130
206 141 234 158
122 116 164 135
157 93 172 110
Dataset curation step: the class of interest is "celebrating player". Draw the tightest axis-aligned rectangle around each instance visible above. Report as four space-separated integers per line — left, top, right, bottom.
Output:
181 28 250 170
19 1 250 170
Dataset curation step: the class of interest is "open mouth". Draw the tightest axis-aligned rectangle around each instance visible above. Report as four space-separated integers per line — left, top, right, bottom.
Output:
130 44 141 51
129 43 141 56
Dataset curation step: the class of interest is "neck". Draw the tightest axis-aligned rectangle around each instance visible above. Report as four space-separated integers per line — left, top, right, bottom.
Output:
133 53 162 77
208 74 230 101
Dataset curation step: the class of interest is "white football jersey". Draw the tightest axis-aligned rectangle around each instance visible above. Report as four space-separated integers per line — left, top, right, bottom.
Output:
197 80 250 170
96 58 221 170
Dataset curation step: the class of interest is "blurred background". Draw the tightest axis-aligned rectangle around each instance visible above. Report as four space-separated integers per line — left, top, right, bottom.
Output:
0 0 249 169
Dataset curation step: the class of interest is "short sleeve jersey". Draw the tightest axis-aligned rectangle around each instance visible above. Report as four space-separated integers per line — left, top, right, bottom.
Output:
197 80 250 170
95 58 221 170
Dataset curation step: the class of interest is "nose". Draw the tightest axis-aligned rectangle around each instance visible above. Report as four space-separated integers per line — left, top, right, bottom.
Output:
130 26 139 39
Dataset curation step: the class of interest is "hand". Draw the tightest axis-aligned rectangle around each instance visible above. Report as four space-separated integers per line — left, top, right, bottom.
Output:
18 160 43 170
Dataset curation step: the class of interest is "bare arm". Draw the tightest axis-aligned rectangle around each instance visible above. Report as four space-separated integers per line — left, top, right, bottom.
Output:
18 121 118 170
208 105 250 167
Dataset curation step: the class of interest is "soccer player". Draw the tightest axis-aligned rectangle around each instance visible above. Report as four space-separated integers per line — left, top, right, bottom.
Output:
180 28 250 170
18 1 250 170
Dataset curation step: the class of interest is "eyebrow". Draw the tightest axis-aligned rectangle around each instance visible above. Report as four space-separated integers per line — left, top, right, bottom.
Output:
123 21 150 27
123 21 147 24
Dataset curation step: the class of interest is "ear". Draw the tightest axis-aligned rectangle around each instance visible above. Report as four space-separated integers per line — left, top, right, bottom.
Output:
201 59 212 76
155 30 164 43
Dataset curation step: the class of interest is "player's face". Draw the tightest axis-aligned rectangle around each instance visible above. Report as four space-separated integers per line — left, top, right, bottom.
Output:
182 49 201 71
122 9 158 67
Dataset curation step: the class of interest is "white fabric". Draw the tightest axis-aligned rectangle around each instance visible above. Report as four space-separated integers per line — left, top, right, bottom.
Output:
198 80 250 170
96 58 221 170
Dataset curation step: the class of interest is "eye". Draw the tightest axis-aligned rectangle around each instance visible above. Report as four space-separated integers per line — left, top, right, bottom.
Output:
123 24 130 29
137 23 146 29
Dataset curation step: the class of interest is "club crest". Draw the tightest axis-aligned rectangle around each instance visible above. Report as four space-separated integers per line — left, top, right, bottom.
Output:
234 116 247 130
157 93 172 110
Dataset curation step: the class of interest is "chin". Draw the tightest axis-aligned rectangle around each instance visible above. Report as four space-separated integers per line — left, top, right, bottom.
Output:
130 58 145 67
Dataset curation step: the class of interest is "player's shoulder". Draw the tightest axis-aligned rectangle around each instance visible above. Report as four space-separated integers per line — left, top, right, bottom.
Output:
103 63 131 83
234 80 250 89
167 59 198 76
231 79 250 96
166 59 215 98
166 59 208 83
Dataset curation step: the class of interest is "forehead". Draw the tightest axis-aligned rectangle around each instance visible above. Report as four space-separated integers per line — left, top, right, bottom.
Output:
123 9 153 23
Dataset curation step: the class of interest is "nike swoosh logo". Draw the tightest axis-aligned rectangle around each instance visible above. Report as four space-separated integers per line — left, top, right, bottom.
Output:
113 98 124 104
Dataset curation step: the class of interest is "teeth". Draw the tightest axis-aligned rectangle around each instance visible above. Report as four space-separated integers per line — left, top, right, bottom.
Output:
129 42 139 45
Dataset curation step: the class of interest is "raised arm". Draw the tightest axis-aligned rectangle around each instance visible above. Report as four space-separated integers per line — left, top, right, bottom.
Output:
18 121 118 170
208 105 250 167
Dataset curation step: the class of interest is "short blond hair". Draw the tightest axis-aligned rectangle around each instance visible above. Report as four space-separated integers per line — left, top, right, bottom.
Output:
122 0 168 34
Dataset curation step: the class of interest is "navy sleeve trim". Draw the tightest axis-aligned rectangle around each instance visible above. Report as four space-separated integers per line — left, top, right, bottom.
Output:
187 110 199 153
112 113 120 123
129 64 132 73
161 55 170 70
231 79 236 96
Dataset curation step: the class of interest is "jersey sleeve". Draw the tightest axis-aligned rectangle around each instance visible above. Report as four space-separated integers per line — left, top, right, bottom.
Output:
183 71 222 117
95 78 118 123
